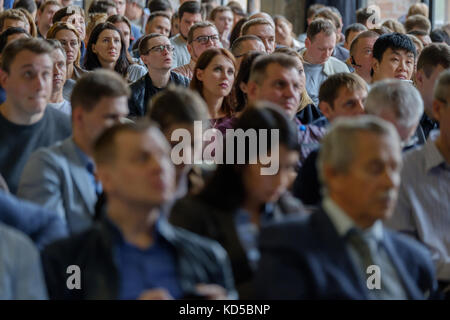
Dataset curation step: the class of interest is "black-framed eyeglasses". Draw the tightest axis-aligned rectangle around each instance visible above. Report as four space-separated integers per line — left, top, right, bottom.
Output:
146 44 174 54
192 35 220 44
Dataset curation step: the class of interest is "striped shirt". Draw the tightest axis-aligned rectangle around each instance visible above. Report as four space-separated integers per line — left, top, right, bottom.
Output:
386 133 450 281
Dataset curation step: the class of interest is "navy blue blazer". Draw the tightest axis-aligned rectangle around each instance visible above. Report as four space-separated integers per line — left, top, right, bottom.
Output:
254 209 438 299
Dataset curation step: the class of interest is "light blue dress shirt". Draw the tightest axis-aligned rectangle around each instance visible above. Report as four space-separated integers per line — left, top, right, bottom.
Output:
386 133 450 281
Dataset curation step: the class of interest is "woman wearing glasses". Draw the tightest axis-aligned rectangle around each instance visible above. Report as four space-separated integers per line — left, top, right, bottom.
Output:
128 33 190 118
84 22 147 83
190 48 237 133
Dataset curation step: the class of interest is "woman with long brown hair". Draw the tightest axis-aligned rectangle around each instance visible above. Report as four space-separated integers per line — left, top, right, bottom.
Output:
190 48 237 133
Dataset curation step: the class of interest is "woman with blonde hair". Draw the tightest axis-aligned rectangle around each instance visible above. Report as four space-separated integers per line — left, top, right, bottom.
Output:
47 22 88 81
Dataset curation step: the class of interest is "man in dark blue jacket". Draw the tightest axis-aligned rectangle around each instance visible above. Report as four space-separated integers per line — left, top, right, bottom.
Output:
255 116 438 300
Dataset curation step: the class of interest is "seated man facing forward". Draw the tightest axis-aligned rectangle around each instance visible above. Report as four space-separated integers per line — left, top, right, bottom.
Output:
42 121 237 300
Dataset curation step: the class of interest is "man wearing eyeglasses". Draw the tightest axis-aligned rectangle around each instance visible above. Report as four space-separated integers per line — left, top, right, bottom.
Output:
172 21 221 80
128 33 190 118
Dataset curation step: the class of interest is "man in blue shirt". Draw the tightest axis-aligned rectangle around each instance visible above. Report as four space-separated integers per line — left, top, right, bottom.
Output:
42 121 236 300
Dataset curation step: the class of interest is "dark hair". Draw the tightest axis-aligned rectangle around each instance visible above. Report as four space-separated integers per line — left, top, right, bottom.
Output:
430 28 450 45
198 102 300 211
148 86 209 131
190 48 236 117
344 23 367 43
13 0 37 14
234 51 265 111
52 6 85 24
0 27 29 53
356 7 375 25
178 1 202 21
138 32 164 55
84 22 130 78
417 43 450 77
71 69 130 112
147 0 172 12
88 0 117 15
1 37 53 73
229 17 248 48
372 33 417 63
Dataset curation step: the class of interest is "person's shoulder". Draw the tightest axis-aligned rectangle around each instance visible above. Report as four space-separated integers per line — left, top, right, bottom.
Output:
170 71 190 86
0 221 37 255
401 143 428 177
327 56 350 71
164 220 229 260
259 213 312 247
42 224 101 259
385 228 434 267
44 107 71 124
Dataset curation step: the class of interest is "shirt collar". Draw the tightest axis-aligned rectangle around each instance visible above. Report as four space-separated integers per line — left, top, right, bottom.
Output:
72 141 96 173
423 135 447 172
323 197 383 242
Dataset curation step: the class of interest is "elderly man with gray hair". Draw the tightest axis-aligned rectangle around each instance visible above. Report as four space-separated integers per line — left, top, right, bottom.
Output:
365 79 425 150
254 115 437 299
386 69 450 299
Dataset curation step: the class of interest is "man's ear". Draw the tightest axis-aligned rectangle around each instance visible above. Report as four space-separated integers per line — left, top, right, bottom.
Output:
432 99 444 122
372 57 380 75
71 106 84 126
245 81 259 103
140 53 149 65
319 101 333 120
187 43 194 57
305 37 311 50
415 69 424 87
0 69 9 89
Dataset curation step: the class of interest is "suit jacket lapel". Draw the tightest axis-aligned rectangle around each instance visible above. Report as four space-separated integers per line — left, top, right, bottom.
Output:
381 232 423 299
313 209 371 299
61 138 97 215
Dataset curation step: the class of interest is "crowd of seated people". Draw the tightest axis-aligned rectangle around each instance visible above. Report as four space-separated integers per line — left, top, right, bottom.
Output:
0 0 449 300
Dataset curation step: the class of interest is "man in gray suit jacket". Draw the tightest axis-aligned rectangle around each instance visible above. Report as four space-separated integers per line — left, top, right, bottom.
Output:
17 70 130 235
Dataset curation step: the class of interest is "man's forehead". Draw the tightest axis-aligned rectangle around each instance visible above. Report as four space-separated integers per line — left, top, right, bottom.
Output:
384 47 415 57
337 86 367 99
264 63 299 80
194 26 217 37
181 12 202 21
12 51 53 67
249 23 274 33
148 36 169 46
153 15 170 24
117 129 170 154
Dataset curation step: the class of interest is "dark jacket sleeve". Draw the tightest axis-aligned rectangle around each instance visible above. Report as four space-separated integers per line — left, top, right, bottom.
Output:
128 77 146 118
293 149 322 206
